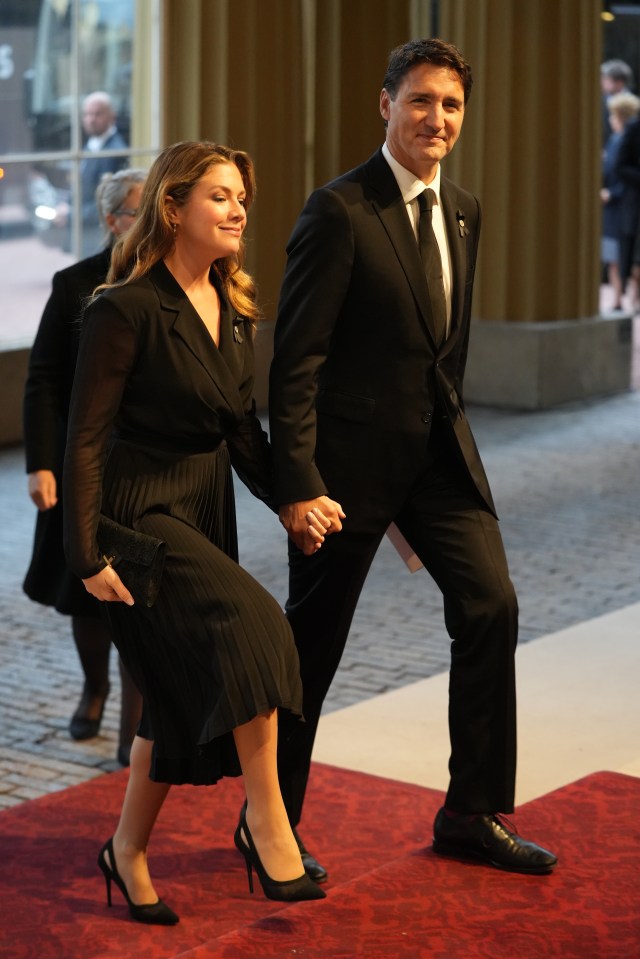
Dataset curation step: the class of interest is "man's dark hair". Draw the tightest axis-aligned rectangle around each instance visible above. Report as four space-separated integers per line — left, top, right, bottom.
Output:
383 38 473 103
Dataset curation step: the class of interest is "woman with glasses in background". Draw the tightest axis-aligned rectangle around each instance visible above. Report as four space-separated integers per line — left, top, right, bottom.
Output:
23 168 147 767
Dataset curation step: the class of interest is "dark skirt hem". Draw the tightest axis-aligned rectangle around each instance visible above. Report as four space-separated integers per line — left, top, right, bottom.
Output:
142 701 304 788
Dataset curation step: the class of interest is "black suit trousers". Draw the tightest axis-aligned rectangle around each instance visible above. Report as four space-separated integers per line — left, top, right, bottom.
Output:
277 416 518 825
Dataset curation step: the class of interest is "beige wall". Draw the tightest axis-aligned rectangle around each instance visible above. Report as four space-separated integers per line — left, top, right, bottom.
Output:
439 0 602 323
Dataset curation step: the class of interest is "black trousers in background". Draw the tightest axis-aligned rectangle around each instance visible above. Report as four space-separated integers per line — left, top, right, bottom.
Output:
277 420 519 826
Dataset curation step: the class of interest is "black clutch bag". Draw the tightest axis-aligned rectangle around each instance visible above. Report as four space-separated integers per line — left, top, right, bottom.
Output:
97 515 166 608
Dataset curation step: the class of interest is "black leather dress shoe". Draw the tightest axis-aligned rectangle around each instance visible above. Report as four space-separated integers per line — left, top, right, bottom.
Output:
432 808 557 874
292 828 328 884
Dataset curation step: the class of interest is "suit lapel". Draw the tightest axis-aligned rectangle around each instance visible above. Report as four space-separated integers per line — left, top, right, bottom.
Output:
364 151 476 354
365 151 436 344
440 179 468 348
149 261 245 419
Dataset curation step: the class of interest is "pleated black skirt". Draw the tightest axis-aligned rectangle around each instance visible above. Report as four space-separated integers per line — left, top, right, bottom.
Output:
101 438 302 786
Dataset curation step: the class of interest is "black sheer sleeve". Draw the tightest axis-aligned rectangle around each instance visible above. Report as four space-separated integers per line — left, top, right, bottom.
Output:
227 400 277 512
63 294 137 579
226 317 277 511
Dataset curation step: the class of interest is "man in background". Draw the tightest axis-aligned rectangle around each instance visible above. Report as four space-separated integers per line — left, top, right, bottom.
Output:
79 91 128 255
601 59 634 143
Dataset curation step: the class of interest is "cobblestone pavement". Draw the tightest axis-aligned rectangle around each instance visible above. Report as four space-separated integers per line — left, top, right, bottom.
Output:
1 392 639 808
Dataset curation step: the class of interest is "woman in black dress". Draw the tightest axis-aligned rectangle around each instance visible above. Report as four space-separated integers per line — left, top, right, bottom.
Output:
63 141 328 924
23 168 146 764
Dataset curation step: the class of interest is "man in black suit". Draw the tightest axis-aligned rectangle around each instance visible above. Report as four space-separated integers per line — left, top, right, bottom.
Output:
269 38 557 881
80 91 128 256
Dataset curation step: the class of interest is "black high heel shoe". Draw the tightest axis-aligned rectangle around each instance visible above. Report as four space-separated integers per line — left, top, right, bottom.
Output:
69 684 110 740
233 808 326 902
97 838 179 925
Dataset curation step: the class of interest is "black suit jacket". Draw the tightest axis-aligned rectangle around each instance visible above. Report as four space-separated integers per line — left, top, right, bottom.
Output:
269 148 495 534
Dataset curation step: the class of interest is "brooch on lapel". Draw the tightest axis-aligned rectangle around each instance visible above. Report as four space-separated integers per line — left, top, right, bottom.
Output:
456 210 469 237
233 319 244 343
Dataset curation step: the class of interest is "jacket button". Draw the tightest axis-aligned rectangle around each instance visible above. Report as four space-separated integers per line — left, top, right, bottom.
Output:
421 412 432 424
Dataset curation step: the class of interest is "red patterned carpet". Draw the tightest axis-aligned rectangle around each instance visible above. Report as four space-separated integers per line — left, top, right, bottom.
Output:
0 764 638 959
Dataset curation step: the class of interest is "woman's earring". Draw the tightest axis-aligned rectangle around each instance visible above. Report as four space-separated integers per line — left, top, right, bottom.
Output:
171 221 177 236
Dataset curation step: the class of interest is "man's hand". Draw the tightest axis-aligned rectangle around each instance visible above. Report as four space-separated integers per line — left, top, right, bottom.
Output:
279 496 346 556
83 565 134 606
28 470 58 511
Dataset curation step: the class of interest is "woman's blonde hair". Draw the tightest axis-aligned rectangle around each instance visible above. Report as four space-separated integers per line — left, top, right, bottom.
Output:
608 91 640 125
102 141 260 320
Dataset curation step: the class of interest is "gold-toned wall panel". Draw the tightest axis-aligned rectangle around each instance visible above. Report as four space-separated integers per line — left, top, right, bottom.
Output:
163 0 307 320
163 0 204 143
223 1 307 316
314 0 411 186
162 0 418 320
162 0 603 333
439 0 602 322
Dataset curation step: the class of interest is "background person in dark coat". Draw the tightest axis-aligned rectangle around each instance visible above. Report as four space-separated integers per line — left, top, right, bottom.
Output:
601 92 640 310
269 38 557 881
615 109 640 311
23 168 147 766
600 58 634 145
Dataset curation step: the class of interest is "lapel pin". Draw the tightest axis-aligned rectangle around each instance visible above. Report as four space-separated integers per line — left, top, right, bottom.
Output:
456 210 468 237
233 321 243 344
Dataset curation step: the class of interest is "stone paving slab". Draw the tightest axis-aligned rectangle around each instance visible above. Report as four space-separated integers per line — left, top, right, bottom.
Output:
1 392 639 804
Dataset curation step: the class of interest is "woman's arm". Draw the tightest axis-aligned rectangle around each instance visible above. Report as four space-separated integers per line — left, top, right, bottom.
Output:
63 294 137 582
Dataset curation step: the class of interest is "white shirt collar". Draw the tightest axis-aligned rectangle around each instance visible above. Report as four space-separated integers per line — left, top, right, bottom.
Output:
381 141 441 204
381 142 452 332
86 125 117 152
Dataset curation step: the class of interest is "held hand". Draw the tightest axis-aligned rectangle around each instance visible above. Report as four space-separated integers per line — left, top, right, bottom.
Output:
28 470 58 511
279 496 346 556
83 564 134 606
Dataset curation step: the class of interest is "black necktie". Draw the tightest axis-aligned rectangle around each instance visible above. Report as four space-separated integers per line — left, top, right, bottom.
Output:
417 189 447 345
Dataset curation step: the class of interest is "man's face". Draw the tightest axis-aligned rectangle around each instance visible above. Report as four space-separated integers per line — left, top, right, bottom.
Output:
380 62 465 181
82 99 114 136
601 75 624 96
